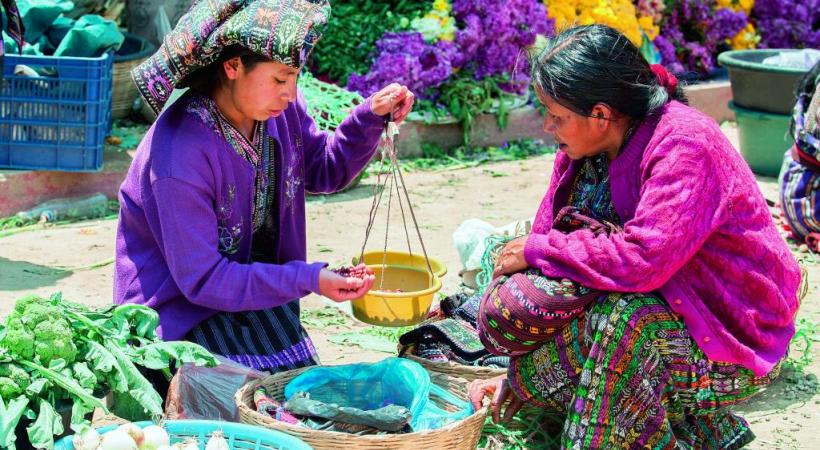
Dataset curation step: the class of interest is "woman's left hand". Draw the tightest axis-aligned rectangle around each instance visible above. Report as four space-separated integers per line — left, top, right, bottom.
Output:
468 375 524 423
370 83 415 124
492 235 529 279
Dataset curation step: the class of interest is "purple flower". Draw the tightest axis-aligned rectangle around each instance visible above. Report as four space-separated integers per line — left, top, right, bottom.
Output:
712 9 747 42
349 0 555 99
347 32 460 99
657 0 754 77
754 0 820 49
451 0 554 93
685 42 714 74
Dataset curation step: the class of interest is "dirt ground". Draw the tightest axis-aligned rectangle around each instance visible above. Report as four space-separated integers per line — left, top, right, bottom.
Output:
1 127 819 448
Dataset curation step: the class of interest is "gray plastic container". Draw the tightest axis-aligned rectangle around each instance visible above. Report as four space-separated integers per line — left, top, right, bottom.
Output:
718 49 811 115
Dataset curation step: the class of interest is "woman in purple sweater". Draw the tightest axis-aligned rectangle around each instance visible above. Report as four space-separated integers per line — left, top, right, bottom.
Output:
470 25 801 449
114 0 413 372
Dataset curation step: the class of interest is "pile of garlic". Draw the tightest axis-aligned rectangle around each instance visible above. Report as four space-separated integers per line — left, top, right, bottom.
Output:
72 423 230 450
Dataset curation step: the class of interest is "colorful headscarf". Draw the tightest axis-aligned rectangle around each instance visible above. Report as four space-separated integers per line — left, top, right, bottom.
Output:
132 0 330 115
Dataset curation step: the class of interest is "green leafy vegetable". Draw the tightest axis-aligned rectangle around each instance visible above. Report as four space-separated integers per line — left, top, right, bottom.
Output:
0 294 218 448
0 295 78 365
132 341 219 370
27 399 63 450
0 396 29 450
16 358 106 412
0 363 31 398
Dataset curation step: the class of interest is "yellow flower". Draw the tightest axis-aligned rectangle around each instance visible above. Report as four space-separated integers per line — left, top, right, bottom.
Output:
715 0 754 14
731 23 759 50
545 1 578 30
433 0 450 13
638 16 659 41
544 0 647 46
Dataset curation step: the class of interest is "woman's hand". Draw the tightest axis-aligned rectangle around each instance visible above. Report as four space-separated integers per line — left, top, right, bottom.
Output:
370 83 415 124
318 266 375 302
492 235 529 279
468 374 524 423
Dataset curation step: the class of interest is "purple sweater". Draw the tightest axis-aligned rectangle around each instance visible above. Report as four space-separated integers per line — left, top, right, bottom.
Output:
114 91 384 340
525 101 800 376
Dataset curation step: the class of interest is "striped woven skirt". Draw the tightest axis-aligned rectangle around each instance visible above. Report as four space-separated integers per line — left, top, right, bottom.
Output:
185 301 319 372
508 293 779 449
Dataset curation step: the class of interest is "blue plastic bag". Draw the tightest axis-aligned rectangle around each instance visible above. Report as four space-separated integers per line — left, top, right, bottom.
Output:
283 357 473 431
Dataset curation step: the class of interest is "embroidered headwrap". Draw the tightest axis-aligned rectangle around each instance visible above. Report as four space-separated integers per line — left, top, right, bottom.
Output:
132 0 330 114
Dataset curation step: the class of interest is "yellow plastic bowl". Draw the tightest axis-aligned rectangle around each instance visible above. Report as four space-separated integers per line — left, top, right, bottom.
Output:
351 264 442 327
358 249 447 278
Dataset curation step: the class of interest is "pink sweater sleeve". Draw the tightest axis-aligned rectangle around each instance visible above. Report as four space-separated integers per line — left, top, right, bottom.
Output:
525 134 731 292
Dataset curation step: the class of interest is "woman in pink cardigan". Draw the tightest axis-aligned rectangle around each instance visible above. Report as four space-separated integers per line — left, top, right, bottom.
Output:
469 25 801 449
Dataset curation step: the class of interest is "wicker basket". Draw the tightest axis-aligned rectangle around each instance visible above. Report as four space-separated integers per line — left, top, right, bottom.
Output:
402 354 507 382
235 367 488 450
112 33 154 120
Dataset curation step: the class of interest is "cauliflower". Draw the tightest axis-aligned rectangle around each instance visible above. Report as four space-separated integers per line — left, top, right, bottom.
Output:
0 363 30 399
0 295 77 365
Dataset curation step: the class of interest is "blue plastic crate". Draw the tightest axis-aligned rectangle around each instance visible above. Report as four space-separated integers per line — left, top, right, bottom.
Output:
0 52 113 172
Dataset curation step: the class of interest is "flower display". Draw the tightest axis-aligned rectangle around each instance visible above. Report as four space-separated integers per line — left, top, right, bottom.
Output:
753 0 820 49
411 0 457 43
453 0 553 90
543 0 657 47
336 0 812 128
346 32 460 98
637 0 665 23
348 0 553 99
657 0 750 77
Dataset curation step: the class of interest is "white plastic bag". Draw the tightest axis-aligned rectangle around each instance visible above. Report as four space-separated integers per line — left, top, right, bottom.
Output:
452 219 496 271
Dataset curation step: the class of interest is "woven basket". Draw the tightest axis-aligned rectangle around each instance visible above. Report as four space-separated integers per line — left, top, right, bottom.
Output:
112 33 154 120
235 367 488 450
403 354 507 382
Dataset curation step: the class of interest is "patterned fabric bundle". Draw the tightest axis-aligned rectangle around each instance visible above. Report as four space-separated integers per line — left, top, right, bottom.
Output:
132 0 330 114
398 295 510 368
780 64 820 246
477 206 620 357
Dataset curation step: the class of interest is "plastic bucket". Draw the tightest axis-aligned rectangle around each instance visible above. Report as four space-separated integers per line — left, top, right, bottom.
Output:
729 101 794 176
359 249 447 278
351 265 441 327
718 49 810 114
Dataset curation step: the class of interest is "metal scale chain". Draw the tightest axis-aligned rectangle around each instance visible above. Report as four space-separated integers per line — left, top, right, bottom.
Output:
359 115 434 290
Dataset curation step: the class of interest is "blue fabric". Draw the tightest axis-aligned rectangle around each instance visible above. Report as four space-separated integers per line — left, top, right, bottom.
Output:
284 357 473 431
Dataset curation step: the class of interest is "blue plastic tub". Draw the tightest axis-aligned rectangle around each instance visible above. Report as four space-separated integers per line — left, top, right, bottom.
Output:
54 420 312 450
0 52 113 171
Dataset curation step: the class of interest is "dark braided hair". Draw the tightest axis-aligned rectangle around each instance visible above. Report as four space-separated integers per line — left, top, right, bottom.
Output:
531 24 687 120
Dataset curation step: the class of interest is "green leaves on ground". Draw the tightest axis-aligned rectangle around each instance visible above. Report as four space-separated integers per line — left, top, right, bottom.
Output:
328 332 398 353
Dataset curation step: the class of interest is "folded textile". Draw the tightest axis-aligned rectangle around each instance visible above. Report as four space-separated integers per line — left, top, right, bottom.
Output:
285 391 412 432
399 318 487 361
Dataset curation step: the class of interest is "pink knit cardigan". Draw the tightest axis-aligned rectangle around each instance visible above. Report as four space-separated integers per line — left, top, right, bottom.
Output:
525 101 800 376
